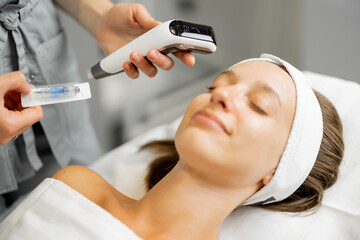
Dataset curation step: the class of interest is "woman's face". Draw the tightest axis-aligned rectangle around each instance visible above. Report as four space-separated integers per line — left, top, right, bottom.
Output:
175 61 296 193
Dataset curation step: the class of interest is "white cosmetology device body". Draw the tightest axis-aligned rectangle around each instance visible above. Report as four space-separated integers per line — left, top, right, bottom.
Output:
87 20 217 80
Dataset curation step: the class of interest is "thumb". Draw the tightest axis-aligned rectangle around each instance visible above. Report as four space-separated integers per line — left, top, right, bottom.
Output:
0 71 30 96
133 5 161 31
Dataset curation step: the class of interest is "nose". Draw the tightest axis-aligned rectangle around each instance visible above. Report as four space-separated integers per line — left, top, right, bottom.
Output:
210 86 234 112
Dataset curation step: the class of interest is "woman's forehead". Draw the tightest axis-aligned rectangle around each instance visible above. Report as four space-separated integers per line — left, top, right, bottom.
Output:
229 61 294 91
230 61 291 80
226 61 296 109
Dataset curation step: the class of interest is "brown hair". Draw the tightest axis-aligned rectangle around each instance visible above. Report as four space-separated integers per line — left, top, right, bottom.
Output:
142 90 344 213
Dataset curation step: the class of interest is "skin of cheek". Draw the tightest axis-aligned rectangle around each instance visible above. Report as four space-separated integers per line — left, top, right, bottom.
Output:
227 116 283 187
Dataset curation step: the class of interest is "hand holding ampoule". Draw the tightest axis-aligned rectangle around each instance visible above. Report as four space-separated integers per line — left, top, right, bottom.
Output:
0 71 43 145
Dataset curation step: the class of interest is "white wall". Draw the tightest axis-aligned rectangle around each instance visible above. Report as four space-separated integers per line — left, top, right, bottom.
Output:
300 0 360 81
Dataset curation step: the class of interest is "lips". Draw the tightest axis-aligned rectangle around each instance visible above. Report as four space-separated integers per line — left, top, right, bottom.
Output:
192 110 230 135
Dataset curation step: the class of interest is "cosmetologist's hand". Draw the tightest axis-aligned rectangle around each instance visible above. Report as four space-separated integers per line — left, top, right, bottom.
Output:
95 3 195 79
0 71 43 145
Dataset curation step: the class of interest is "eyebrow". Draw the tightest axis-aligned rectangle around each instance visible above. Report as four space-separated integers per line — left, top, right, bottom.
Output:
217 70 282 107
217 70 234 79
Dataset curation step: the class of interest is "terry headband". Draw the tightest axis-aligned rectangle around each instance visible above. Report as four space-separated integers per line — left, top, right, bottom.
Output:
229 54 323 205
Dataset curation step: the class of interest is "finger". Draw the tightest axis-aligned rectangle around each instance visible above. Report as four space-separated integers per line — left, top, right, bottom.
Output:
123 62 139 79
1 135 20 145
0 71 30 95
173 51 196 66
8 106 43 131
12 109 40 135
4 123 32 144
147 50 174 71
130 52 157 78
133 4 161 30
12 125 30 139
0 106 42 144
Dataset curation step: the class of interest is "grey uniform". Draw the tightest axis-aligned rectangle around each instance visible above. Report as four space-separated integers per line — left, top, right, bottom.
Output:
0 0 102 217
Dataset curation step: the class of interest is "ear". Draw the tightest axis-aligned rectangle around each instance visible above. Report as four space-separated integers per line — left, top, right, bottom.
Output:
262 168 276 186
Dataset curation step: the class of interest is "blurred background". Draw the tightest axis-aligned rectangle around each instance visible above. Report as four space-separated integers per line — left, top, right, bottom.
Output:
57 0 360 153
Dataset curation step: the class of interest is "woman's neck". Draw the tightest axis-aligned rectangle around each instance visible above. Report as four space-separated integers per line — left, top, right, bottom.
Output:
120 162 250 240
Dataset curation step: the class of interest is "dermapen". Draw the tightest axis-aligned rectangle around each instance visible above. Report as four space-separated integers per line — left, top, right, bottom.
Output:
30 85 80 98
87 19 217 80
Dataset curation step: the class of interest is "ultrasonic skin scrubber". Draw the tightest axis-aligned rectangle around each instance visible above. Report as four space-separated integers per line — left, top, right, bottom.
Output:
87 20 217 80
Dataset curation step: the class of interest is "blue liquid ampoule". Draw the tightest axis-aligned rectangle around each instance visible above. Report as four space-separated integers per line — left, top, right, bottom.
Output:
31 85 81 98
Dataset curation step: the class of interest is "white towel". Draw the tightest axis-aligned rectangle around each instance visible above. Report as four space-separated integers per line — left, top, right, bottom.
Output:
0 178 142 240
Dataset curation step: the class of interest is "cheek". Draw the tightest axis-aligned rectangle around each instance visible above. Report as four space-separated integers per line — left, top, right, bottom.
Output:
231 103 287 160
226 117 286 183
176 94 209 135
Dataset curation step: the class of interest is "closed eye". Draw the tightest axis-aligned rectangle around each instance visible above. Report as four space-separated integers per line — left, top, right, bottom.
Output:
249 101 267 115
206 86 216 92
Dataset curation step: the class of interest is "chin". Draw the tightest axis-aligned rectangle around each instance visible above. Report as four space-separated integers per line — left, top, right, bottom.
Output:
175 125 227 171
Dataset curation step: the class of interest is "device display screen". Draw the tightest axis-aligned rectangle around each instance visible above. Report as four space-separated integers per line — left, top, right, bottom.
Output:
169 20 216 44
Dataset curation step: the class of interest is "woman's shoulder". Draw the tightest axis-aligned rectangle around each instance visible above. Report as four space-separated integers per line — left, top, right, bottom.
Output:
52 165 136 207
52 165 103 187
52 165 111 205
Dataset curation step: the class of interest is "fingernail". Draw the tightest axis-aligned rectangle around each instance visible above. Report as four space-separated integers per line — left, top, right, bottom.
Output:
124 63 130 71
148 51 157 61
132 53 141 62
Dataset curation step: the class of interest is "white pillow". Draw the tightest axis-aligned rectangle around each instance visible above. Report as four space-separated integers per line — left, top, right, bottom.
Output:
90 71 360 239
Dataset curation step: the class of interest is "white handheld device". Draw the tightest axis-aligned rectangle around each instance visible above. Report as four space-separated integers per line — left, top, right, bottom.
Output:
87 20 217 80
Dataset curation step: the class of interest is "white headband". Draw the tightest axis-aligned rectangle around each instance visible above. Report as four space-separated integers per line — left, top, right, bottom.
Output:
229 54 323 205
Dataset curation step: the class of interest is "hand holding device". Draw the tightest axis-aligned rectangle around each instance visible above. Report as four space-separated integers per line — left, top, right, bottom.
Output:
88 20 217 80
